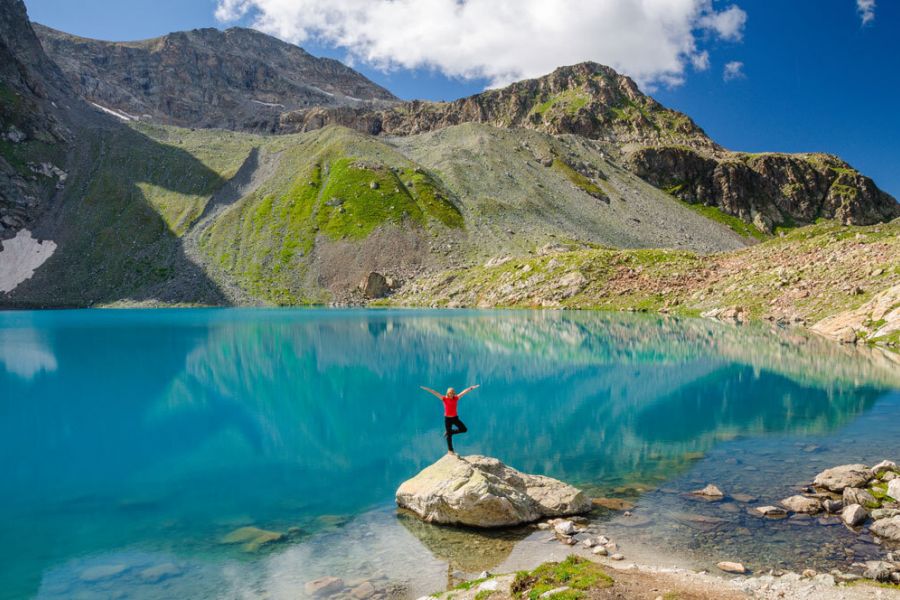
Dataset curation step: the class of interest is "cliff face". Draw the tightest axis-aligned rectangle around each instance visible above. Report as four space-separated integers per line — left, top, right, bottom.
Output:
626 147 900 231
34 24 398 131
0 0 81 239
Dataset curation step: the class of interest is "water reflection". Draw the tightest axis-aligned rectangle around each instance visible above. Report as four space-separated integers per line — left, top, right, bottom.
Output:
0 309 898 599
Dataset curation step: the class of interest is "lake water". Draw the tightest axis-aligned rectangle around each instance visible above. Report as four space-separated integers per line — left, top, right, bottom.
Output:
1 308 899 599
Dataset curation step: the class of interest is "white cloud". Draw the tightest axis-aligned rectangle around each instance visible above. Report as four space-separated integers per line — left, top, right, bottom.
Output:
857 0 876 24
215 0 747 89
723 60 745 81
691 50 710 71
697 4 747 41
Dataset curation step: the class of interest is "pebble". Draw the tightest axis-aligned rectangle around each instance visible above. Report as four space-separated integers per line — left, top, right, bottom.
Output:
610 553 625 561
554 521 576 536
592 546 608 556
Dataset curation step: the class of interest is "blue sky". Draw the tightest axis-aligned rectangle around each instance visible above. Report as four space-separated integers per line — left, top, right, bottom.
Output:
23 0 900 199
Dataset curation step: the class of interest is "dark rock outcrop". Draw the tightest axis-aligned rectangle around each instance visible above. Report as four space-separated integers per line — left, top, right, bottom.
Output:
34 24 398 131
0 0 82 239
625 146 900 230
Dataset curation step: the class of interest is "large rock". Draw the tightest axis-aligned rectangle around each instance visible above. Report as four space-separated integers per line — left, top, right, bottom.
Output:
813 464 872 492
395 454 591 527
780 495 821 514
842 504 868 527
871 516 900 542
843 487 878 509
888 479 900 501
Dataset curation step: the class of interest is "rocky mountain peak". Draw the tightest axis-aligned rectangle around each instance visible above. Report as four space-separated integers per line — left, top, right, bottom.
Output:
33 22 399 131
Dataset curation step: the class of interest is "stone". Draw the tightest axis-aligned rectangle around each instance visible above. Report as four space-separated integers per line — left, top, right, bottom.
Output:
731 493 758 503
871 508 900 520
841 503 868 526
536 522 550 530
554 521 576 536
80 564 128 582
369 181 379 190
581 538 595 548
800 569 817 578
717 561 747 574
871 515 900 541
305 576 345 597
591 497 635 511
592 546 608 556
351 581 376 599
478 579 500 592
610 553 624 561
220 526 285 552
359 272 391 299
691 484 725 499
395 454 591 527
862 561 894 583
872 460 898 476
539 587 569 598
843 487 879 509
138 563 182 583
813 574 836 586
813 464 872 492
780 495 821 514
754 506 788 517
822 499 843 513
888 479 900 501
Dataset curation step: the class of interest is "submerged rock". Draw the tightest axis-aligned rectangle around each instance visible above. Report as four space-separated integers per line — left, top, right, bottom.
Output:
395 454 591 527
813 464 872 492
220 526 285 552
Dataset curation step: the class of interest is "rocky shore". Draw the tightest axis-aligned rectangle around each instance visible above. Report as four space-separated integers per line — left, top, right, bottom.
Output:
385 455 900 599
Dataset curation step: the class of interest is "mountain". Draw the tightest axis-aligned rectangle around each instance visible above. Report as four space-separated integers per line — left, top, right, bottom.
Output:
279 62 900 232
1 3 898 327
33 24 398 131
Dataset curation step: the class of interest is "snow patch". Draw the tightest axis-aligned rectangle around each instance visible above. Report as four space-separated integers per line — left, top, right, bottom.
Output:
251 99 285 108
0 229 57 293
90 102 137 121
308 86 334 97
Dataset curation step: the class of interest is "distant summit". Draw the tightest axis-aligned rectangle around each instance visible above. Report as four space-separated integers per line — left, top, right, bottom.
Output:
34 24 398 131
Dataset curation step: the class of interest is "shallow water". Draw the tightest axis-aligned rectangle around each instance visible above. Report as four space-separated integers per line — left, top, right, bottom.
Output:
1 308 898 599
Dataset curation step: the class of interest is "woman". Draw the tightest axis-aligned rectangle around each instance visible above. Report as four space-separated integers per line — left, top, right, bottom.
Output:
419 384 480 454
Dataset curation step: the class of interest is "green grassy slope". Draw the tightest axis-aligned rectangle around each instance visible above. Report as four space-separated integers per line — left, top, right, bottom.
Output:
198 126 463 304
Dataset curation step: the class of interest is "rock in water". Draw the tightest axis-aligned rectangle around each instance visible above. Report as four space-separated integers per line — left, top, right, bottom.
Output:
842 504 868 527
888 479 900 501
691 484 725 499
395 454 591 527
813 464 872 492
780 495 821 514
717 561 747 574
871 516 900 542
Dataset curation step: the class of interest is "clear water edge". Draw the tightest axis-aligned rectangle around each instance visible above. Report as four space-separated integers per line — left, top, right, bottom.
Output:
1 308 898 599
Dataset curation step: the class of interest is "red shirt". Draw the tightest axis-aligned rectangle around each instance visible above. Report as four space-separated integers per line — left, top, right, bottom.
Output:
442 394 459 417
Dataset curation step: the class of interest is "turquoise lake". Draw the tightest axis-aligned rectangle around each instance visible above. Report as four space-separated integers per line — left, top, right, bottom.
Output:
1 308 899 599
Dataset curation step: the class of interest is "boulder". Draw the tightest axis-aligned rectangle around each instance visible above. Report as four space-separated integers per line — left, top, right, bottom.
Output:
872 460 898 476
823 499 843 514
888 479 900 501
780 495 821 514
359 272 392 299
843 487 878 509
841 504 868 526
395 454 591 527
813 464 872 492
871 508 900 520
871 515 900 542
862 561 895 583
691 484 725 499
754 506 788 517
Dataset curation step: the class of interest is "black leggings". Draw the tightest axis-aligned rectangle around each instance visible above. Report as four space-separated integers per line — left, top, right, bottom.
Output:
444 416 468 452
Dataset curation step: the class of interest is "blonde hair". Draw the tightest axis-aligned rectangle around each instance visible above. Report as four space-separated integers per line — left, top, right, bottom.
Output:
446 387 456 396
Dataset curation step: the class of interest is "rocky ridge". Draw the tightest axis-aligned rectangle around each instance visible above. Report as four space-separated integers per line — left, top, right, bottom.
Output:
34 24 398 131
